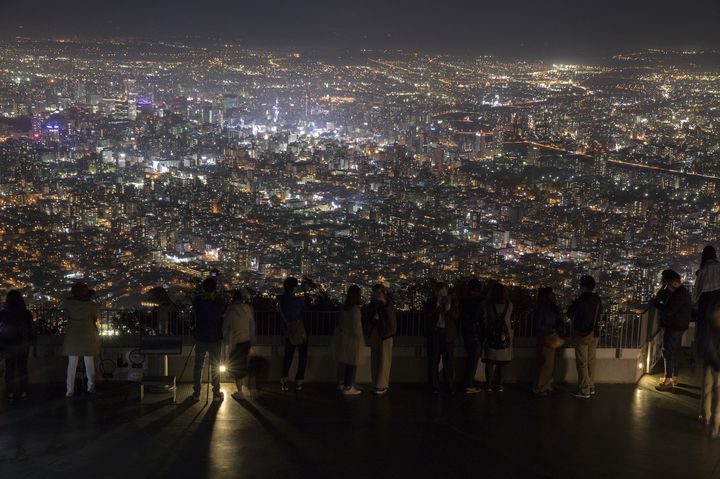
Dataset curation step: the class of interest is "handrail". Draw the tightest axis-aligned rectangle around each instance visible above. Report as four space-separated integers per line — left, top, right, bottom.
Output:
32 308 644 349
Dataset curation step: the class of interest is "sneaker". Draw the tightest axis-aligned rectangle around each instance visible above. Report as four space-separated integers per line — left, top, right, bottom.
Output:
20 392 28 401
572 390 591 399
495 385 504 393
655 381 674 392
280 377 289 391
485 383 493 392
373 388 388 395
7 392 15 401
672 376 679 387
213 391 224 402
532 388 548 397
231 391 243 402
65 391 74 398
191 392 201 402
343 386 362 396
465 387 482 394
295 380 304 391
86 388 96 395
337 382 345 391
589 387 596 396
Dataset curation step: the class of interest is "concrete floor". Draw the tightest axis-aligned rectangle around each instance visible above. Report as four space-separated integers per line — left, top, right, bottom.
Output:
0 373 718 479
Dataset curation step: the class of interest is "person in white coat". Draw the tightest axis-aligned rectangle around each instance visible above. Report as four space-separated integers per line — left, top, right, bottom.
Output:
223 288 256 401
334 285 364 396
61 282 100 397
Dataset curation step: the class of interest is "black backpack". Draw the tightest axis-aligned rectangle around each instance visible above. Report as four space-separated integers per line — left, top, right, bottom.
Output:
487 303 511 349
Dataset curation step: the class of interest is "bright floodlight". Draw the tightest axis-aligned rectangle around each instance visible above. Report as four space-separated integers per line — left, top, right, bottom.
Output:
219 365 227 373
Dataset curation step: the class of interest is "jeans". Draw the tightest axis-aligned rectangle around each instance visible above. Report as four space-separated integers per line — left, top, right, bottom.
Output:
337 363 357 386
427 328 454 391
463 337 481 388
662 329 683 379
282 337 308 380
193 341 221 395
5 345 30 394
67 355 95 394
485 362 505 388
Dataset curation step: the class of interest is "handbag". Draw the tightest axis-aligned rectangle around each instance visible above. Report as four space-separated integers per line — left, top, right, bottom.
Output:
543 332 565 349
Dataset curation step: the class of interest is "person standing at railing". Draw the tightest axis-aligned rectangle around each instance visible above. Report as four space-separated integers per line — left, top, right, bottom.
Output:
61 282 100 397
424 282 459 394
460 279 485 394
222 288 256 401
0 290 35 401
568 275 602 400
191 277 226 402
482 282 514 392
364 283 396 395
700 307 720 438
653 270 691 392
532 287 563 396
334 285 365 396
693 245 720 360
279 277 308 391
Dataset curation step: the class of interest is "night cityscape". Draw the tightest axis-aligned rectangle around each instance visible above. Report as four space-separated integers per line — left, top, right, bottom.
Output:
1 1 720 478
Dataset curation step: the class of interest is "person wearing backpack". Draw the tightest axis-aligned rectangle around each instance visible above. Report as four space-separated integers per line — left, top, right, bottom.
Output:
482 282 514 392
0 290 35 401
424 282 459 394
568 275 602 399
460 279 485 394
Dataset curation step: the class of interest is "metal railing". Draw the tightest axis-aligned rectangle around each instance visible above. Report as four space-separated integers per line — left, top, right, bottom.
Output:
33 307 644 349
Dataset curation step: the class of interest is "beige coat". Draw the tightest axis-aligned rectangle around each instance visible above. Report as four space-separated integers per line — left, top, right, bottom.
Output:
334 306 365 366
61 298 100 356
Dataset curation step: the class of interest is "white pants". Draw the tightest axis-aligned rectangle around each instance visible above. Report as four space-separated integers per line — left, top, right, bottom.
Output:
67 356 96 393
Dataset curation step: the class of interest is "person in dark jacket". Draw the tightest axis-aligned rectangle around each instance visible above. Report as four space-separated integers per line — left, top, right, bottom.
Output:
568 275 602 399
653 270 691 391
424 282 458 393
364 284 396 395
0 291 35 401
459 279 484 394
279 277 308 391
192 277 226 402
533 287 563 396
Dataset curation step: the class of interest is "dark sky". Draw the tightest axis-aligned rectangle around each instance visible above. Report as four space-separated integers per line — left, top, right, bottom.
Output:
1 0 720 58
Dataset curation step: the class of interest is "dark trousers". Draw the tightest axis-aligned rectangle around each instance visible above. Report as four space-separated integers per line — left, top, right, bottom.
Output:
485 362 505 387
4 345 30 394
282 337 308 380
337 363 357 386
193 341 221 395
463 338 481 388
663 329 684 378
427 329 454 390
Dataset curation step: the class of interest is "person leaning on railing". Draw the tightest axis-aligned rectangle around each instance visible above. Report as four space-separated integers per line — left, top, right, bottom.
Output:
335 285 365 396
459 278 485 394
363 283 396 395
61 282 100 397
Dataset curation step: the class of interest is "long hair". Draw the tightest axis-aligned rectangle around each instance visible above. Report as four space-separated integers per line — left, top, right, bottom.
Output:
344 285 362 310
6 290 27 312
487 282 509 304
702 245 717 268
